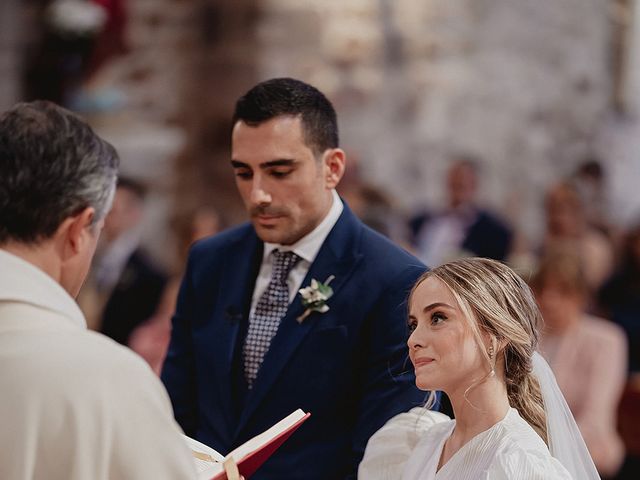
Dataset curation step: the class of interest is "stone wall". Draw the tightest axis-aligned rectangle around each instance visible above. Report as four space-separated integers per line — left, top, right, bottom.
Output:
0 0 22 111
257 0 614 240
88 0 261 269
80 0 199 269
11 0 627 263
598 0 640 226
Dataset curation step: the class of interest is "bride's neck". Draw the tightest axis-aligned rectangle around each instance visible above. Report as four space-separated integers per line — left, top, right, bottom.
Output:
447 376 510 442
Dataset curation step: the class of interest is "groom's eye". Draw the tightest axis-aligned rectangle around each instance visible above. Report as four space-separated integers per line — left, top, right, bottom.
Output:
269 168 293 178
234 169 252 180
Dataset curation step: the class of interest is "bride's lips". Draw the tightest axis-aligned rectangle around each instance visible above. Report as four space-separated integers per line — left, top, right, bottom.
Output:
413 357 435 368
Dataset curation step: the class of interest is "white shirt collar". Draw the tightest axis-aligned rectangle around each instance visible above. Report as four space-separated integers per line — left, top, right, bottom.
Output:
262 189 343 264
0 248 86 328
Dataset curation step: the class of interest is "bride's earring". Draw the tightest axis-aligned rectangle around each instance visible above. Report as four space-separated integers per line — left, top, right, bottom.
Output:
487 344 495 377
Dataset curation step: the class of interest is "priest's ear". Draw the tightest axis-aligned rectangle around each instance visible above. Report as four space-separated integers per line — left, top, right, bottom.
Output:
57 207 102 297
59 207 99 257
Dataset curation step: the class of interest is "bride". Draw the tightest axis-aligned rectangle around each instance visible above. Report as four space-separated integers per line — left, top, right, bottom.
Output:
359 258 600 479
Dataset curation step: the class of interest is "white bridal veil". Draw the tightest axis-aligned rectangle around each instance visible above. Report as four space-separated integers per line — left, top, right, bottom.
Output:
532 352 601 479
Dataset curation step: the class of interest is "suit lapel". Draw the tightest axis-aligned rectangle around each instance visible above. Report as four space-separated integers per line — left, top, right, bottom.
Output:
236 206 364 433
209 231 262 421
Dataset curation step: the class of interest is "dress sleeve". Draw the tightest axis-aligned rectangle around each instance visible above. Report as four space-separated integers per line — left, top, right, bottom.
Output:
358 407 449 480
488 446 573 480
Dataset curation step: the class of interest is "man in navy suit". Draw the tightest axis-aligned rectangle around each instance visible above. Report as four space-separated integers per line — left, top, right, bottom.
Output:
161 78 426 479
409 157 513 267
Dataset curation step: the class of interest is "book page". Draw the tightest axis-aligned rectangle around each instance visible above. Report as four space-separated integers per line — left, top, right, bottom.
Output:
182 434 225 478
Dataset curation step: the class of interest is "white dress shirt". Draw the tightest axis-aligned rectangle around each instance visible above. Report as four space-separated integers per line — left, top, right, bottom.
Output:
0 249 196 480
415 206 477 268
250 189 343 316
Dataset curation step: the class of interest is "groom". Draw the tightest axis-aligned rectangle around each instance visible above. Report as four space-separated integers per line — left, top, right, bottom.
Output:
161 78 426 479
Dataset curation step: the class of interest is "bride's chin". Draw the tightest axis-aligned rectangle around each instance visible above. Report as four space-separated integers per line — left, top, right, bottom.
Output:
415 378 435 391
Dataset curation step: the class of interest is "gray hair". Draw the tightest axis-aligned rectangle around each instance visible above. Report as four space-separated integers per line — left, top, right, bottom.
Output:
0 101 119 244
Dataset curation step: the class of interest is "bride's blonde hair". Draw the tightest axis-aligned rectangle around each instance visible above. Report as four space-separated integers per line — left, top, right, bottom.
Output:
412 258 548 444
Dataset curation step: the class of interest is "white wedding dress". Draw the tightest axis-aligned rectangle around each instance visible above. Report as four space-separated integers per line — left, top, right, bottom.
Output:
359 407 573 480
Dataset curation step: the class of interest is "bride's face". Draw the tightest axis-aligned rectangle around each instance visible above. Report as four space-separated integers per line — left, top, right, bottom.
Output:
407 277 487 394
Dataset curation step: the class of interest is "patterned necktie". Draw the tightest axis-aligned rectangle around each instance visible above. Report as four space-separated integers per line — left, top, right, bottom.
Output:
243 250 301 388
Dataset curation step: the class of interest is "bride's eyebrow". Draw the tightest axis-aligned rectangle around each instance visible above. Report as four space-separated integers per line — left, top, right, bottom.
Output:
423 302 454 314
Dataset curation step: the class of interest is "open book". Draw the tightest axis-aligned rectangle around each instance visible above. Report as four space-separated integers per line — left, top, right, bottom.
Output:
183 409 310 480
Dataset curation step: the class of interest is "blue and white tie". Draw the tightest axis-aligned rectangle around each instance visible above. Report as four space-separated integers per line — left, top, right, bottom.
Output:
243 250 301 388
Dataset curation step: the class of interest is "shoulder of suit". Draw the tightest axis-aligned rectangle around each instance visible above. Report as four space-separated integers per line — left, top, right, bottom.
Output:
190 222 255 255
474 209 512 232
359 223 423 265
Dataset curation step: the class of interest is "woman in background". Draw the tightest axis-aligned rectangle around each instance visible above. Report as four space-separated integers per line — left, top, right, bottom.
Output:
532 248 627 477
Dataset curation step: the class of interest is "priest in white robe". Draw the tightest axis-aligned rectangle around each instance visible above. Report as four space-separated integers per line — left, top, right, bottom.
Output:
0 101 196 480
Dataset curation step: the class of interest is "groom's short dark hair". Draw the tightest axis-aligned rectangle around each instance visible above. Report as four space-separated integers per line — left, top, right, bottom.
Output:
232 77 339 156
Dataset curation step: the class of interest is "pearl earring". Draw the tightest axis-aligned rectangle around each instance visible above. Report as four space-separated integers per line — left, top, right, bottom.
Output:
488 345 495 377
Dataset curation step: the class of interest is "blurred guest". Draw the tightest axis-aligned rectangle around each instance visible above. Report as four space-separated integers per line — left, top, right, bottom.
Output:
598 222 640 373
571 157 615 238
85 0 128 78
23 0 107 105
340 181 410 245
542 181 614 291
532 247 627 477
409 156 513 266
78 176 168 346
0 100 195 479
129 204 222 374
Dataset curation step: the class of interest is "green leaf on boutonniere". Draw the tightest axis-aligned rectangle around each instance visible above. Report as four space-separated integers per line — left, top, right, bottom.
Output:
297 275 335 323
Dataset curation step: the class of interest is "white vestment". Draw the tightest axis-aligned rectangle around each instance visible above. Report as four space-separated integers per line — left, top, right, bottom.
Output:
0 249 196 480
360 407 573 480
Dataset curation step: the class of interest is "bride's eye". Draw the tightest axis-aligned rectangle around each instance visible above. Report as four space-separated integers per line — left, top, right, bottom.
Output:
431 312 447 325
408 319 418 333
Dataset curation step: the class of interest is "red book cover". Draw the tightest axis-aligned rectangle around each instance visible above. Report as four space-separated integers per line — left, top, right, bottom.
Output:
187 410 310 480
212 412 310 479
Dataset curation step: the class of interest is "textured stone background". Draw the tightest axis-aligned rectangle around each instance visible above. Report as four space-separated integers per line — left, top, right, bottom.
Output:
257 0 613 239
3 0 640 265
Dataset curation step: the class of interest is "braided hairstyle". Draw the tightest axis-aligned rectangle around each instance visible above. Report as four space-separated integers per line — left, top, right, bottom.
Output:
411 258 548 443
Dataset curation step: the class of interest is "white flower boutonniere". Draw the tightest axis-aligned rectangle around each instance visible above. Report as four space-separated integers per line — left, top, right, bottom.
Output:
297 275 335 323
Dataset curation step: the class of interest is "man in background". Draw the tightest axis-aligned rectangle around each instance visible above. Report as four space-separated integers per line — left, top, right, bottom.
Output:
410 156 513 266
0 101 195 479
79 176 167 346
162 78 426 479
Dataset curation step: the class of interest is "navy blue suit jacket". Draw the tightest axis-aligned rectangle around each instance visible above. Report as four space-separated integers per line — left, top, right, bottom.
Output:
161 205 426 479
410 208 513 261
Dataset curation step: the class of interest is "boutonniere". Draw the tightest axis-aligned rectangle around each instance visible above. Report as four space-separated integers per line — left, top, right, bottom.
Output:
297 275 335 323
